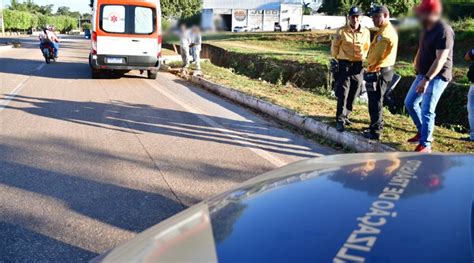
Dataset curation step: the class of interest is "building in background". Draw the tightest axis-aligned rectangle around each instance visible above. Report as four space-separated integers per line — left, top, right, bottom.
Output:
200 0 375 32
201 0 306 32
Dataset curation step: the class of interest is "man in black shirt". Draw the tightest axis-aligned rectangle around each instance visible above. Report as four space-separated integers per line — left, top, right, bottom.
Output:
404 0 454 153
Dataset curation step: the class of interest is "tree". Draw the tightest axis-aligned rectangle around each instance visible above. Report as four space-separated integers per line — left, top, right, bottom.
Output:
82 22 92 30
39 4 54 16
161 0 201 19
10 0 20 10
4 1 80 32
320 0 417 17
338 0 362 15
3 9 32 30
319 0 341 15
56 6 71 16
303 2 313 15
24 0 37 11
82 13 92 20
68 11 82 19
88 0 201 20
384 0 418 17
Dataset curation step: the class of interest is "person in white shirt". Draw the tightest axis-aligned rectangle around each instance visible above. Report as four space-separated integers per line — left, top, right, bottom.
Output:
179 25 191 68
47 26 60 58
38 27 49 50
189 26 202 71
39 26 60 58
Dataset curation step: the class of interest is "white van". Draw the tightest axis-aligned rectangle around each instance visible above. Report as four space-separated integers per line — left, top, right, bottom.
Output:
89 0 162 79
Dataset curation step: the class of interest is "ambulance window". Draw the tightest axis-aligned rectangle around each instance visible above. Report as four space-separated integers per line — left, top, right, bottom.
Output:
134 7 154 34
102 5 126 33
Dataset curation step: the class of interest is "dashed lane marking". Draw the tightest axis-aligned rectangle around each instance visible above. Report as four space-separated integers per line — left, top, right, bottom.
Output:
144 79 289 168
0 63 45 113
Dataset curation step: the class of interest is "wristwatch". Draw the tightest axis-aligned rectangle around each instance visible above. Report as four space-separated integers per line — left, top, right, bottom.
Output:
424 75 432 81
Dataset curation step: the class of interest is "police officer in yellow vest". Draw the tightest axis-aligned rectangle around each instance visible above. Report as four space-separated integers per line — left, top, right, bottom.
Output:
363 5 399 140
331 6 371 132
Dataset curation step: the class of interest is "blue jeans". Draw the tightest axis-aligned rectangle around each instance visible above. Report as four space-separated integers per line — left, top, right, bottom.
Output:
404 75 449 147
52 42 59 57
468 85 474 140
192 47 201 70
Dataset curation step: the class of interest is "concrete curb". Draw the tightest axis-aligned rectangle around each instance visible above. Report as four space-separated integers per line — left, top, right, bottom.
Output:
161 55 182 64
164 67 396 153
0 45 13 52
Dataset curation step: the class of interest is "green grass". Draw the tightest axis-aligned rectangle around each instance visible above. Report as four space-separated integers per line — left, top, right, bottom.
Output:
203 31 333 65
199 30 471 84
161 48 178 56
169 61 474 153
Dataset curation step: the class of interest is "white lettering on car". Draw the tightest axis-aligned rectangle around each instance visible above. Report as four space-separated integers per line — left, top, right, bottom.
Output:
333 160 422 263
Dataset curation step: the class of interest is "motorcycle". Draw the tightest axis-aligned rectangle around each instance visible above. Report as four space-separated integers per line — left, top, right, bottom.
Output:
42 42 56 64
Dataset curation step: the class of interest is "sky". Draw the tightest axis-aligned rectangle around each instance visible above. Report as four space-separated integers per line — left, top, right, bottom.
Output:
5 0 91 14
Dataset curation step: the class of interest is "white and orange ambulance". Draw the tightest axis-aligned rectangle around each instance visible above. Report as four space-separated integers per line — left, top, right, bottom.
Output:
89 0 162 79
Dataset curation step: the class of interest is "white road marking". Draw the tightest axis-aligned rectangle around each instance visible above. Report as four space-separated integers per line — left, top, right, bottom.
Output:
35 63 46 71
0 63 45 112
144 80 289 168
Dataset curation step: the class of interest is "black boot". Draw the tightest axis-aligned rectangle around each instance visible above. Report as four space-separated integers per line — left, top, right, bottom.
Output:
336 122 345 132
362 130 380 141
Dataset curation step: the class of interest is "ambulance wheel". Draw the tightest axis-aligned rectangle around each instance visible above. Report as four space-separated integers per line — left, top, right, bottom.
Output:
147 70 157 80
91 69 101 79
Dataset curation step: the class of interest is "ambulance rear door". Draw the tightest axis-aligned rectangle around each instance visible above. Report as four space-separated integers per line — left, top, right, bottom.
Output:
97 3 158 58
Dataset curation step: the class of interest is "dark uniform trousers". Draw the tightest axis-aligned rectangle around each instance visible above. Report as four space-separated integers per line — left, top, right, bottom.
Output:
335 60 364 123
367 67 394 134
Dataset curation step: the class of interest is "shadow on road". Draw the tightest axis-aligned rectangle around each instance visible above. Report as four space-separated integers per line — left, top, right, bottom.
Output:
0 159 183 233
0 57 149 80
0 222 98 262
0 137 186 261
0 57 91 80
1 35 90 50
3 95 321 159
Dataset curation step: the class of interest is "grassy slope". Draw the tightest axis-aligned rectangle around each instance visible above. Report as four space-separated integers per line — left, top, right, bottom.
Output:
173 61 473 153
161 48 178 56
164 25 473 152
205 32 333 65
203 29 472 84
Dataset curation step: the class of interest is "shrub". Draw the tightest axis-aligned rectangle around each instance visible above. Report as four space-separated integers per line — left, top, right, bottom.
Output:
4 9 32 31
82 23 92 30
3 9 78 32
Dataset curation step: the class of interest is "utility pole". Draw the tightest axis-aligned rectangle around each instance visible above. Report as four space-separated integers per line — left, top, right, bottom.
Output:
0 0 5 35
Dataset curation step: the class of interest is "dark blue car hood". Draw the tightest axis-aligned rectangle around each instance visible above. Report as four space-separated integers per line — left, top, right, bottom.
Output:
207 153 474 262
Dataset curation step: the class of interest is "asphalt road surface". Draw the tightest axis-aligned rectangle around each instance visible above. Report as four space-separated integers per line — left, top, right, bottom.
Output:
0 36 336 261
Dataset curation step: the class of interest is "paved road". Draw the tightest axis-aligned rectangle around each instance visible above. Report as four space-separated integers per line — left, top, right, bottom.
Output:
0 36 336 261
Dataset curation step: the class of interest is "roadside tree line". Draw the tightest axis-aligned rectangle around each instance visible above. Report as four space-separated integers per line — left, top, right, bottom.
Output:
3 9 78 32
320 0 473 19
3 0 89 33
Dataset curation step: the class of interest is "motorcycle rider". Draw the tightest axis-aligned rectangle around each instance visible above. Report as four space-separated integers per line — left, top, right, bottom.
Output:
40 25 60 58
38 27 48 50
